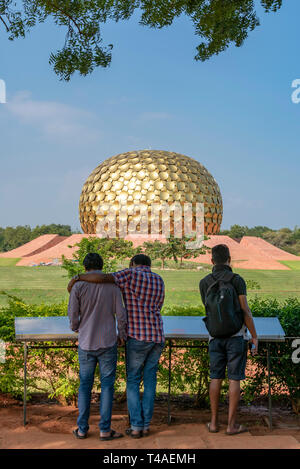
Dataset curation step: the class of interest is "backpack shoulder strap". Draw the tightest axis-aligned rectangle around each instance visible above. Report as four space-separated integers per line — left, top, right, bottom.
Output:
220 271 235 283
206 273 216 286
205 274 220 300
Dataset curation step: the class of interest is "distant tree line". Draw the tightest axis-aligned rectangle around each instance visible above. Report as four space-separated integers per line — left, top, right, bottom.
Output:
0 224 79 252
220 225 300 256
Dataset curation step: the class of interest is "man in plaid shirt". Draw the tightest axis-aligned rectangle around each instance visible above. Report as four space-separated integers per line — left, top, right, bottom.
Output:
68 254 165 438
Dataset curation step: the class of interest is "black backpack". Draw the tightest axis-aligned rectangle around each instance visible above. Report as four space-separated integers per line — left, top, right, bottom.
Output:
202 271 244 338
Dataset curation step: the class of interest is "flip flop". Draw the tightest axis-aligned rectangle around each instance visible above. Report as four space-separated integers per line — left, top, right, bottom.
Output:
73 428 88 439
206 423 219 433
226 424 248 436
125 428 143 439
100 429 124 441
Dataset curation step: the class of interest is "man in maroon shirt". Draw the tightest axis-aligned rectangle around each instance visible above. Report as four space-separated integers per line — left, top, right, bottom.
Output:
68 252 127 441
68 254 165 438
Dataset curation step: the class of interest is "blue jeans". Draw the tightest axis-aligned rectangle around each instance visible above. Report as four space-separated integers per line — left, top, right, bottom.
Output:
77 343 117 434
126 337 164 431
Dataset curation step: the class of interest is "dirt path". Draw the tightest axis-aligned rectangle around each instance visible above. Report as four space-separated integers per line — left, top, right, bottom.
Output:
1 395 299 449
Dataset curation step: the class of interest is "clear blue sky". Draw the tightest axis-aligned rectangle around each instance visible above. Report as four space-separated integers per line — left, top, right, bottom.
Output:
0 1 299 232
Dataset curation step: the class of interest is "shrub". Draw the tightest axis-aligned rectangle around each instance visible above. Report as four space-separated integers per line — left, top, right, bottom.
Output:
245 296 300 413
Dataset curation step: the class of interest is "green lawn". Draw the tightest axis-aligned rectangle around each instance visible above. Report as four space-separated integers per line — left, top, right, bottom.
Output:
280 260 300 270
0 264 300 307
0 258 20 266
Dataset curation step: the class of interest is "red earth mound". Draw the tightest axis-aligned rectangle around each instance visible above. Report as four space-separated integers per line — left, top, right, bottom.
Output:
1 233 299 270
0 235 64 259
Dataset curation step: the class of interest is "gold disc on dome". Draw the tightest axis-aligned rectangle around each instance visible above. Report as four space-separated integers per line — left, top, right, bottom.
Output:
166 181 176 191
100 172 110 181
173 192 182 201
110 172 120 181
102 181 112 191
150 171 159 180
160 191 169 201
128 180 136 190
147 191 156 200
185 193 194 202
177 182 185 191
106 192 115 202
113 181 123 191
123 170 132 180
133 191 142 200
93 182 102 192
141 180 152 190
154 180 164 190
159 172 168 180
137 170 146 180
118 191 128 202
96 192 105 202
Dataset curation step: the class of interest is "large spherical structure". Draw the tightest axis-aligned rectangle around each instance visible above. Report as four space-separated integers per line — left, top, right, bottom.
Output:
79 150 223 236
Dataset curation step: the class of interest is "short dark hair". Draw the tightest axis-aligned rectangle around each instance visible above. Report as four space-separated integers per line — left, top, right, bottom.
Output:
83 253 103 271
211 244 230 265
130 254 151 267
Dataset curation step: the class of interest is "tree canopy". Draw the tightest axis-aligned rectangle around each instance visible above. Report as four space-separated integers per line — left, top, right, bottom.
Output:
0 224 75 252
0 0 282 80
61 235 138 277
220 225 300 255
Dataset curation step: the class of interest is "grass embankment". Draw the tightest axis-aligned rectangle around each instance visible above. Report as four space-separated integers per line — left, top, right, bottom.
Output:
0 264 300 307
0 258 20 267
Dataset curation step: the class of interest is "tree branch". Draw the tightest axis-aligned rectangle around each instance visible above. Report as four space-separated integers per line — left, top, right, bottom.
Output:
46 2 84 36
0 15 9 32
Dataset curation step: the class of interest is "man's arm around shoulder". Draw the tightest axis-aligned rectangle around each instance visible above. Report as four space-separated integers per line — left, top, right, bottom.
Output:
67 272 115 293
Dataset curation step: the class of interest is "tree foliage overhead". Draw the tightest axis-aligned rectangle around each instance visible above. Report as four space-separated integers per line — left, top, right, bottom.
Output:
0 0 282 80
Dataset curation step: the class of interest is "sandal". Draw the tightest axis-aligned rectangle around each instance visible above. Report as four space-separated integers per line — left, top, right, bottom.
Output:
143 429 150 437
206 423 219 433
125 428 143 439
73 428 88 439
226 424 248 436
100 429 124 441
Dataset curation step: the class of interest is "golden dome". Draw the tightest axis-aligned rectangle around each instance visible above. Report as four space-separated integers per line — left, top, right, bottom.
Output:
79 150 223 236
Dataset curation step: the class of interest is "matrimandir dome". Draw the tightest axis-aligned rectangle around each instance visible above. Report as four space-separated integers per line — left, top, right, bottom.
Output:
79 150 223 236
